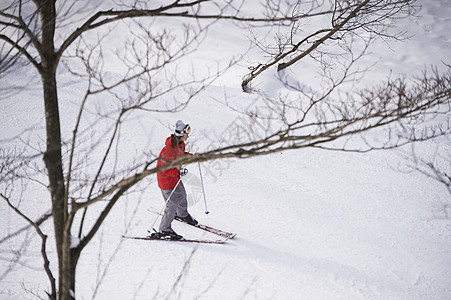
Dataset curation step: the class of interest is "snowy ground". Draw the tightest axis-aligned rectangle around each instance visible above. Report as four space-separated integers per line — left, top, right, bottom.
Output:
72 145 450 300
1 0 450 299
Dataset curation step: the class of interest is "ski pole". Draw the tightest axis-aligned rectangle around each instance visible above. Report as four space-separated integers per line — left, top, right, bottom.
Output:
149 177 183 230
198 162 209 214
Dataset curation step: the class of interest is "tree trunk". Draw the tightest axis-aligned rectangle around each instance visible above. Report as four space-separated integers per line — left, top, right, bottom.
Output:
38 0 73 299
70 248 82 297
42 72 73 300
42 67 74 300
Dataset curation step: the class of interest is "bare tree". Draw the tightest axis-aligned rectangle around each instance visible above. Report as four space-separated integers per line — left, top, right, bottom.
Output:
0 1 297 299
241 0 417 90
0 1 449 300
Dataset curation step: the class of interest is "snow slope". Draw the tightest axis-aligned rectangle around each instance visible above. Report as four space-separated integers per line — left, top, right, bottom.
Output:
79 145 449 300
1 0 450 299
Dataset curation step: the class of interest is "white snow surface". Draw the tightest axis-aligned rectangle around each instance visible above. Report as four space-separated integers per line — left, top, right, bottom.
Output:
1 0 450 299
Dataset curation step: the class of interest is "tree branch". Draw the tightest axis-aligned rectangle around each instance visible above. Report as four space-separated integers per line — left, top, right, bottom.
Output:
0 193 56 299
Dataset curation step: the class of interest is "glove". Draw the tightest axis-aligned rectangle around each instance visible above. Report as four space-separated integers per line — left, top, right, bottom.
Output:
179 168 188 177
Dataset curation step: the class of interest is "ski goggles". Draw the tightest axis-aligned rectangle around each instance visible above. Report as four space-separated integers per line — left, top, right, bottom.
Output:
176 124 191 135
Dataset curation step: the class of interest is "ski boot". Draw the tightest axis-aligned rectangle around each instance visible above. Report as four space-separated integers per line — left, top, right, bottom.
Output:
175 214 198 226
150 229 183 240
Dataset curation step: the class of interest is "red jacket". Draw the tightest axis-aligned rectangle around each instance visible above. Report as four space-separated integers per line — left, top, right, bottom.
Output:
157 136 191 190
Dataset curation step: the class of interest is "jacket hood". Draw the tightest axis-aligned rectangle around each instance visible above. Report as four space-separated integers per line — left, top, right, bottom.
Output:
165 135 184 148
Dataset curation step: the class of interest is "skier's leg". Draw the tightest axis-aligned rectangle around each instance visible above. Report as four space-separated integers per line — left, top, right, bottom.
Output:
159 182 186 232
174 182 197 225
175 182 189 218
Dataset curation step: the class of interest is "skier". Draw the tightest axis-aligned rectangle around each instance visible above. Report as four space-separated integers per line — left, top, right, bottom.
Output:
152 120 198 240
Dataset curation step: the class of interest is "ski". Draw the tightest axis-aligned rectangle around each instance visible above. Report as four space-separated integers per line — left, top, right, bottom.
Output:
122 235 226 244
148 208 237 239
187 222 236 239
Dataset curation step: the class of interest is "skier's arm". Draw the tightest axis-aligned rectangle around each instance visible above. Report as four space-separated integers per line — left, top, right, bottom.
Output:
162 166 179 178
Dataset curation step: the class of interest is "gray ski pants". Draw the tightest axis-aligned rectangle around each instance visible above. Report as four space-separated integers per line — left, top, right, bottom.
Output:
159 181 189 232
